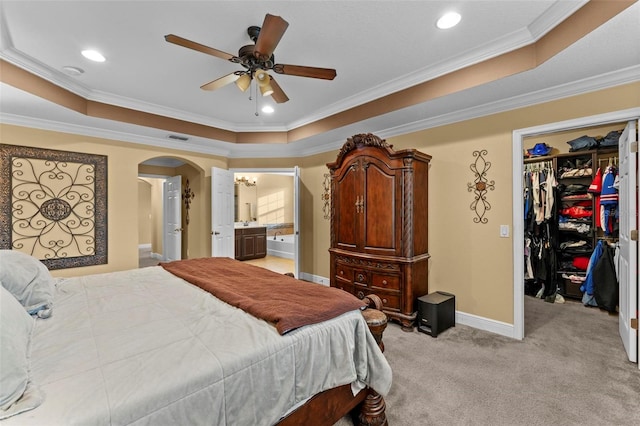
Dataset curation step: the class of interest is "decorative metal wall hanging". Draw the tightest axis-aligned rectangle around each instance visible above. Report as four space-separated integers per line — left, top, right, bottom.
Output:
0 144 108 269
182 179 195 225
467 149 495 224
322 173 331 220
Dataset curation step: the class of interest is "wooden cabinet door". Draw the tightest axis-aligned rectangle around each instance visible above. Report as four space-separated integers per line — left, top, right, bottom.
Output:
255 232 267 257
234 231 242 259
362 156 401 256
334 160 360 251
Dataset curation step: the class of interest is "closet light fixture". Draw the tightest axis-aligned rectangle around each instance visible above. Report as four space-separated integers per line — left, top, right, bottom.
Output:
436 12 461 29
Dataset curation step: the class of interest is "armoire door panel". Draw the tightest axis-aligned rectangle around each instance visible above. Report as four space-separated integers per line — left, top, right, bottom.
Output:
335 165 359 248
363 162 397 251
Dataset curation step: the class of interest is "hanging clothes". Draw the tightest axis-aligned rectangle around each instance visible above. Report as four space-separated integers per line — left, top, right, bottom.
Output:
600 165 619 236
544 167 557 220
523 161 557 299
588 167 603 229
592 242 618 312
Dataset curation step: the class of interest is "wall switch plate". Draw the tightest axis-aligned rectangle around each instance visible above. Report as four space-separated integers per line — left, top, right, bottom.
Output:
500 225 510 238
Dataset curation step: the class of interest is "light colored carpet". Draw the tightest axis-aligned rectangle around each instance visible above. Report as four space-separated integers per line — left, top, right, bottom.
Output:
338 296 640 425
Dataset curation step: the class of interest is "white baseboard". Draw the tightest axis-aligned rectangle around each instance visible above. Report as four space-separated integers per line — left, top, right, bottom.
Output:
300 272 330 286
455 311 515 339
138 243 151 249
301 273 517 338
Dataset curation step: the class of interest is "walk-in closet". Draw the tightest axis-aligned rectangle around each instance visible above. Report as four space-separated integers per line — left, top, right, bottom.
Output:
522 120 633 340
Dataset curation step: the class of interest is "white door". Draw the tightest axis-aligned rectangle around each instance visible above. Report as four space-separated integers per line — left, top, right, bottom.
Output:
293 166 301 279
211 167 234 258
617 120 638 364
163 175 182 262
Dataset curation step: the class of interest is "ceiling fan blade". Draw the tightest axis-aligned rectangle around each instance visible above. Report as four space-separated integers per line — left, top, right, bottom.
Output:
165 34 235 61
254 14 289 61
200 73 239 91
273 64 336 80
269 76 289 104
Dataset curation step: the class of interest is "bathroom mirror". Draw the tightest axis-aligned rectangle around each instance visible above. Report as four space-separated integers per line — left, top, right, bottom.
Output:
234 174 258 222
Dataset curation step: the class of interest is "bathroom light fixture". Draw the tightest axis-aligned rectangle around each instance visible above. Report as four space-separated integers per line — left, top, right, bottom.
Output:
81 49 106 62
235 176 257 187
436 12 461 29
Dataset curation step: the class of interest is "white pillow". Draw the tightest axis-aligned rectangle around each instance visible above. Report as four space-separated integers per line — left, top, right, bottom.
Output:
0 250 53 317
0 286 35 412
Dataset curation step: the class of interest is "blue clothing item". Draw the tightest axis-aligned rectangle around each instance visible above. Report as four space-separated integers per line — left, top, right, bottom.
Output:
581 240 605 296
600 167 618 205
567 135 598 152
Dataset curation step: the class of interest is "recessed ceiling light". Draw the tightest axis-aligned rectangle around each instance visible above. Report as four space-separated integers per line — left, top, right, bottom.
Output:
81 49 106 62
62 66 84 76
436 12 461 29
261 105 274 114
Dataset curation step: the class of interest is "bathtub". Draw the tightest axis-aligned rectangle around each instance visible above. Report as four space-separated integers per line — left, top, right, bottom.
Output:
267 234 295 259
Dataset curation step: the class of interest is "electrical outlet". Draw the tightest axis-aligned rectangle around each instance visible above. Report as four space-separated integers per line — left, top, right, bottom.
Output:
500 225 509 238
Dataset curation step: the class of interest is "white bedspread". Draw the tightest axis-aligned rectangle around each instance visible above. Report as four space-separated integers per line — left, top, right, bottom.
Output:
3 266 392 426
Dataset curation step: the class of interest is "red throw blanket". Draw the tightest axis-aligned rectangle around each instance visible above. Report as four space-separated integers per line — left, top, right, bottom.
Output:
160 257 366 334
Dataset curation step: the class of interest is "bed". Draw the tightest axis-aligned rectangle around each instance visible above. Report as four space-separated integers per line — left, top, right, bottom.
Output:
0 252 392 426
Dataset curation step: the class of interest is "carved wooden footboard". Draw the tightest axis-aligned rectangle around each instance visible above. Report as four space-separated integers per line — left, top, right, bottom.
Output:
277 294 389 426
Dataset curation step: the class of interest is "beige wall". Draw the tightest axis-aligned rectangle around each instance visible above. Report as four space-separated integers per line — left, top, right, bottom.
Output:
137 179 152 245
0 125 227 277
256 173 294 225
1 81 638 324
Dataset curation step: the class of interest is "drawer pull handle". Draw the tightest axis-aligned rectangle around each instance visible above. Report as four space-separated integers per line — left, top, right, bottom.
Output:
339 270 344 275
382 280 387 285
357 273 365 281
357 291 365 299
382 298 388 304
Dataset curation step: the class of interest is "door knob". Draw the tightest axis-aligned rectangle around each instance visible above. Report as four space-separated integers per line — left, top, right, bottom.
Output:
214 231 220 235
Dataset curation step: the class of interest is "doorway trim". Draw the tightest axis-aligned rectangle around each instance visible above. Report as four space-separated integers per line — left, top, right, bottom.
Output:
512 107 640 340
230 167 300 278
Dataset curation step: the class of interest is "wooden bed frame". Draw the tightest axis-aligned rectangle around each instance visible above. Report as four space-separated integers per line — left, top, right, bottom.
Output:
277 294 389 426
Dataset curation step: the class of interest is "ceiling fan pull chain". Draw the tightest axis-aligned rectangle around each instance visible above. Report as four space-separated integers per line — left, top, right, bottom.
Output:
254 80 259 116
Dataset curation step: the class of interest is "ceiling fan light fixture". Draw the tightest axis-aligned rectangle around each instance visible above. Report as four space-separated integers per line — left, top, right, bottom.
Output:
261 105 274 114
254 69 270 87
235 73 251 92
436 12 461 29
260 83 274 97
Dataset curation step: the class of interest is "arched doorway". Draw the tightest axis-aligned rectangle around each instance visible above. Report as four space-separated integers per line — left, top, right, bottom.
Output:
138 156 204 265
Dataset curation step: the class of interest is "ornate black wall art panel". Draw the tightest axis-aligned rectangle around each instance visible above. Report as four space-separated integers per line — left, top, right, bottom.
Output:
467 149 495 224
0 144 108 269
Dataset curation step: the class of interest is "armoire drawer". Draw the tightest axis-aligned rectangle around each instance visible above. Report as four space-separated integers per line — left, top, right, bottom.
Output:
353 269 368 285
375 291 401 311
353 283 368 300
371 274 400 291
335 264 353 282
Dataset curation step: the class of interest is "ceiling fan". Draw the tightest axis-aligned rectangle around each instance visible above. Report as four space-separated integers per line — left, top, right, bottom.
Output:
165 14 337 104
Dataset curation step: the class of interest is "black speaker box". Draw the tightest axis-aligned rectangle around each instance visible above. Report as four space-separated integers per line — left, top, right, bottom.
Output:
417 291 455 337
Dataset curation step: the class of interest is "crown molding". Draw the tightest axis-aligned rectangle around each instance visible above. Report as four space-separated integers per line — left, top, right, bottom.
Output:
0 1 589 136
3 65 638 160
527 0 588 40
377 64 640 142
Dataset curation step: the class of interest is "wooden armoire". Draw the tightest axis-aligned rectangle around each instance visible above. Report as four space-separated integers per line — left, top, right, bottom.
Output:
327 133 431 331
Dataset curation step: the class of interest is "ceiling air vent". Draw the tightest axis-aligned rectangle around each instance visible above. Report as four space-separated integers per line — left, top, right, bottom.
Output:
168 134 189 141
